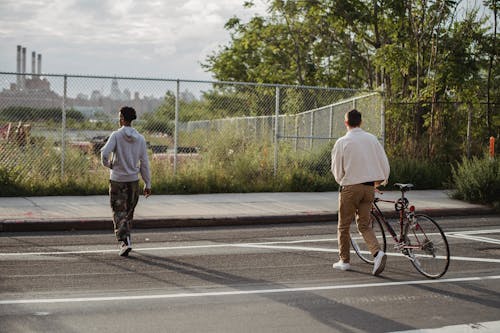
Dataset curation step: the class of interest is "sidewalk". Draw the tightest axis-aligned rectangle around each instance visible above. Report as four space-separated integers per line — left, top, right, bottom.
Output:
0 191 496 232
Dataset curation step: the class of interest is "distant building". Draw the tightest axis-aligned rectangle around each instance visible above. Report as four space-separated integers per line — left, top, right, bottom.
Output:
123 88 131 100
0 78 61 109
90 90 103 101
0 45 61 109
76 93 89 100
0 45 165 119
110 78 129 101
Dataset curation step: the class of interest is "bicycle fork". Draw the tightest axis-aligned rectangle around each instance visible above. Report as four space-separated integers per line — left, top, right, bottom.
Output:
396 210 423 266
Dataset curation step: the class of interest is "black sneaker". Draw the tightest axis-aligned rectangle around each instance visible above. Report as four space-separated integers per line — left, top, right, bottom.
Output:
119 236 132 257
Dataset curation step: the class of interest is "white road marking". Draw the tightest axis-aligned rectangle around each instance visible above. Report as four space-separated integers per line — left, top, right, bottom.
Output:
2 228 498 258
235 244 500 263
447 233 500 245
390 320 500 333
0 238 336 256
236 243 337 253
1 235 500 263
448 229 500 235
1 274 499 305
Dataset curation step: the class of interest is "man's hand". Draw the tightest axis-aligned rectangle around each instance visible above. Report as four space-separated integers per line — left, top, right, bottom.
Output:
374 181 384 194
144 188 151 198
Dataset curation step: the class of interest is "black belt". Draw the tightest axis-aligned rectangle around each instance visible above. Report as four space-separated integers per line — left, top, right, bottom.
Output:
339 181 374 192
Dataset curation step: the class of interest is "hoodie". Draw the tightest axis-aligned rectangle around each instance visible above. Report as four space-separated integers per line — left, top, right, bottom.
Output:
100 126 151 188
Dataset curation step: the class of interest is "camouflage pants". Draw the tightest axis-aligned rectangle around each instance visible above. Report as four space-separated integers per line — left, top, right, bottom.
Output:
109 180 139 242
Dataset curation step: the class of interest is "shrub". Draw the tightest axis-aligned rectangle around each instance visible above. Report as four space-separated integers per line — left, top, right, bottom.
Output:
388 158 451 190
0 166 24 195
451 156 500 205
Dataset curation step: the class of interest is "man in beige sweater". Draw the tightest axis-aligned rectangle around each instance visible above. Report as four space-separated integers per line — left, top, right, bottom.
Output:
331 109 390 276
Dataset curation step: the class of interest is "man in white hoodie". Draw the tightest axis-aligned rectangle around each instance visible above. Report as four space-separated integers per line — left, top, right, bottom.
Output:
101 106 152 257
331 109 390 275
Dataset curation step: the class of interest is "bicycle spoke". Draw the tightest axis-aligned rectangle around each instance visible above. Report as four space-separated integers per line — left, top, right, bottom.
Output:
405 214 450 278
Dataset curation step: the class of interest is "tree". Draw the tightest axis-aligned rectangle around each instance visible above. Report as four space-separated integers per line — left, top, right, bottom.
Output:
483 0 499 136
142 91 176 134
202 0 498 160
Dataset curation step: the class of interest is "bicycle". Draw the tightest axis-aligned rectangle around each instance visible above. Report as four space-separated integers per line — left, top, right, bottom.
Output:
350 183 450 279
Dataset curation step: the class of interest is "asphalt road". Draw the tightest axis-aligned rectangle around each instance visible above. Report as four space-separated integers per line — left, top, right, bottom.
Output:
1 215 500 333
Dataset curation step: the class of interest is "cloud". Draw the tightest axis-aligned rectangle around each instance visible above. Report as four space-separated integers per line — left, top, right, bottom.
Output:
0 0 267 79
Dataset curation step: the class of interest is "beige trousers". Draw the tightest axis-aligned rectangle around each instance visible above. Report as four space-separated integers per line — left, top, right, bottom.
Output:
338 184 380 263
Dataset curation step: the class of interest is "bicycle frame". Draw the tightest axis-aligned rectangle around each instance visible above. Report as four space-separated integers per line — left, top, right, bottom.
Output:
372 193 436 253
371 193 414 250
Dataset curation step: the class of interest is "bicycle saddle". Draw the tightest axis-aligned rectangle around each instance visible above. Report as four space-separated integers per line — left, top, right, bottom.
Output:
394 183 414 192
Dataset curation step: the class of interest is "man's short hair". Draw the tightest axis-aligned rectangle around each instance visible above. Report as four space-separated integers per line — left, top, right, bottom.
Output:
346 109 362 127
120 106 137 122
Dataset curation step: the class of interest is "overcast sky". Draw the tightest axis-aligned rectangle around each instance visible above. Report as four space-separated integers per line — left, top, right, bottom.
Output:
0 0 267 81
0 1 493 83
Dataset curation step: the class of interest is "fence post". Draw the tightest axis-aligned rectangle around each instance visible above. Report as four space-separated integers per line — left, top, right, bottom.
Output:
467 103 472 159
490 136 495 160
329 105 333 141
310 111 314 149
173 79 180 175
274 86 280 177
61 75 67 178
380 91 386 148
294 115 298 152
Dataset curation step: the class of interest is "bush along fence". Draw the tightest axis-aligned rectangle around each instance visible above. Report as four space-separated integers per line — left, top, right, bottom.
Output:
0 72 383 196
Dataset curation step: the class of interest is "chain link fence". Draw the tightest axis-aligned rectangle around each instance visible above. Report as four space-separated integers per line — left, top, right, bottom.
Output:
0 72 382 194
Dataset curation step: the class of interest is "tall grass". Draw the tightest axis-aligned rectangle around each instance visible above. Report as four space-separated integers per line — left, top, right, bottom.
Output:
0 142 109 196
1 127 458 196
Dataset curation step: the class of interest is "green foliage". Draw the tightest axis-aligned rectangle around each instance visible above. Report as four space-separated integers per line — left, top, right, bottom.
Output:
0 106 84 122
141 115 174 135
202 0 499 162
202 86 257 117
451 156 500 205
0 166 24 195
388 158 451 190
141 91 175 135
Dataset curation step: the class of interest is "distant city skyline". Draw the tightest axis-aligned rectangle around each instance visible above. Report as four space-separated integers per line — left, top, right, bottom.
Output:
0 0 267 81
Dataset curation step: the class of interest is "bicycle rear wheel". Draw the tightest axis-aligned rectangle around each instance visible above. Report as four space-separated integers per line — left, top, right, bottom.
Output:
351 212 386 264
405 214 450 279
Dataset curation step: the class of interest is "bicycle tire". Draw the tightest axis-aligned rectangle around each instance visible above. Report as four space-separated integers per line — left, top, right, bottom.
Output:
405 214 450 279
350 212 387 264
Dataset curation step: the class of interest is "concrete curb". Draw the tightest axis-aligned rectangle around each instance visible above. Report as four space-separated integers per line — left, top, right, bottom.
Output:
0 206 496 232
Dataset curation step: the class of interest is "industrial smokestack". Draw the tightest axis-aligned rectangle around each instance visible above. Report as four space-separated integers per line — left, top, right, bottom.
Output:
21 47 26 89
21 47 26 73
37 54 42 75
32 51 36 76
16 45 21 89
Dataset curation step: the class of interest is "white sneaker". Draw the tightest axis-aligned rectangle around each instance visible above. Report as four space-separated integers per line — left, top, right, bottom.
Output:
332 260 351 271
119 236 132 257
372 251 387 276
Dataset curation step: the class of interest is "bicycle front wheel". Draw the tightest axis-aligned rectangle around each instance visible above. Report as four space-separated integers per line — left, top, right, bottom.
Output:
405 214 450 279
351 212 386 264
